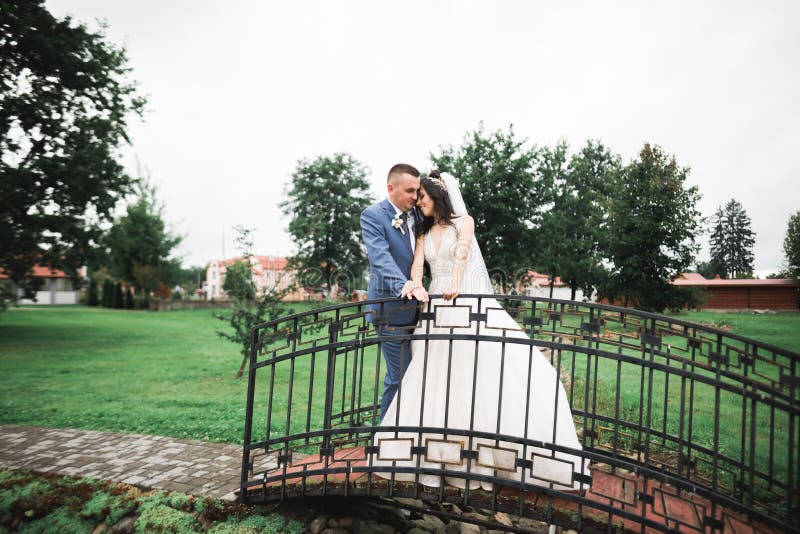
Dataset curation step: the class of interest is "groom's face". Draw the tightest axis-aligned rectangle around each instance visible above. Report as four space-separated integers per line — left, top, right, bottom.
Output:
388 173 420 212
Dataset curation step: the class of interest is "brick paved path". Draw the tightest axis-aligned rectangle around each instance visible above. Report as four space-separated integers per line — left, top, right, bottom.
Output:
0 425 275 500
0 426 782 533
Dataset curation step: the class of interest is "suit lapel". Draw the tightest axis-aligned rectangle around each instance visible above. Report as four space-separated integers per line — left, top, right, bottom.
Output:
382 199 413 256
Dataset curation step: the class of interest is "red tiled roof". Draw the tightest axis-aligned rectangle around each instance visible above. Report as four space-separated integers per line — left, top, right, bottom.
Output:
256 256 289 270
211 256 289 271
527 270 567 287
677 272 707 282
0 265 72 279
672 273 800 288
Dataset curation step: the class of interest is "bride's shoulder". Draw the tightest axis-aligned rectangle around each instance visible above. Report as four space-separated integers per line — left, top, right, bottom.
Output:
453 214 474 233
453 214 474 225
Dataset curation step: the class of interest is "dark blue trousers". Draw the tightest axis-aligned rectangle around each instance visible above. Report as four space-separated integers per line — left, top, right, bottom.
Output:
379 325 413 421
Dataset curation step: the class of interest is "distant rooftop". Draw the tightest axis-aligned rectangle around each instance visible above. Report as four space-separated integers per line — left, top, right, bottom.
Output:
210 256 289 271
672 272 800 287
527 270 567 287
0 265 75 279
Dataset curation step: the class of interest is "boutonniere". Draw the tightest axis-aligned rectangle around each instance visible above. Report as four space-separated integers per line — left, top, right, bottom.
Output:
392 213 404 234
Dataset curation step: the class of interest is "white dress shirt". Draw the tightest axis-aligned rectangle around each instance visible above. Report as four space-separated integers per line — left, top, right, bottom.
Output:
388 199 416 253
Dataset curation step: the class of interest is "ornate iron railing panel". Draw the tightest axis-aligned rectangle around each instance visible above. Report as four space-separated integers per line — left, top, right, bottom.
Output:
240 296 799 533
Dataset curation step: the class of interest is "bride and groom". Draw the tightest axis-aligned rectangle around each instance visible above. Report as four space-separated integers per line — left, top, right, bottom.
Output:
360 164 589 491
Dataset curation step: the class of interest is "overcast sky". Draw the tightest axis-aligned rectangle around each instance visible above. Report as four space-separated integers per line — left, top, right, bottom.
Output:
47 0 800 276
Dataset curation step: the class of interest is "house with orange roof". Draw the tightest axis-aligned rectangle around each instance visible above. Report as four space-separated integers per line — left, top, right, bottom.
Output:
525 270 596 302
204 256 304 302
0 265 86 305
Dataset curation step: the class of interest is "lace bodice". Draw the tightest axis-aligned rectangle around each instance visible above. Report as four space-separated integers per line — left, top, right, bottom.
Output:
424 223 459 294
422 216 493 296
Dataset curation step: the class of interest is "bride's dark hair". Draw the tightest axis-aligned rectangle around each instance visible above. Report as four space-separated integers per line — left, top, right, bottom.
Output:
417 170 456 236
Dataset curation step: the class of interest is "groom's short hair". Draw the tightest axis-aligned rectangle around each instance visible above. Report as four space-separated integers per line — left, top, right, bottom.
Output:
387 163 420 183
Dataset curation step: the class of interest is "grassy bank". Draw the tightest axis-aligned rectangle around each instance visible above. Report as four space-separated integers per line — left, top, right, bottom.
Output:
0 306 287 444
1 306 797 452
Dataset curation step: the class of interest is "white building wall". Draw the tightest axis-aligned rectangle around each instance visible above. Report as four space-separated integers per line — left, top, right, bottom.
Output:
18 281 78 305
205 262 224 300
54 292 78 304
526 285 596 302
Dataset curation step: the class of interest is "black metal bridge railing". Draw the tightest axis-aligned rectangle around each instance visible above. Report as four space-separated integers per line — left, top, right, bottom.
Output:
240 295 799 533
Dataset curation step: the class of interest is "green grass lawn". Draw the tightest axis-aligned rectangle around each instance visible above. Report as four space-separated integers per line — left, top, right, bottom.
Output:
1 306 797 455
0 305 310 445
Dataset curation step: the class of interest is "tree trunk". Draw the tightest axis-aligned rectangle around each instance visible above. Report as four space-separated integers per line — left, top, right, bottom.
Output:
235 355 247 379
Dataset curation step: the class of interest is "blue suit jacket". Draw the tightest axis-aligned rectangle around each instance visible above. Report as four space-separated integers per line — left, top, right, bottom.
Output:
361 199 420 326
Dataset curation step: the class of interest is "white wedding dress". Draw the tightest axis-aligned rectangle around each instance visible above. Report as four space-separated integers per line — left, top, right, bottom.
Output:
373 216 590 491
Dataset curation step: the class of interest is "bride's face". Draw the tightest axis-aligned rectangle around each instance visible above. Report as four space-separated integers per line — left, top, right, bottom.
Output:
416 186 435 218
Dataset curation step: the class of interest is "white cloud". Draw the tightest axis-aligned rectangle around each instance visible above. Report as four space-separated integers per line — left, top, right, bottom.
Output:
47 0 800 271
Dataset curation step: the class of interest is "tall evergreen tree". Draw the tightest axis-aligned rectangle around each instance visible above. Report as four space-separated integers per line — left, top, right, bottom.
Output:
101 279 113 308
783 210 800 279
709 199 756 278
87 278 100 306
280 153 373 292
112 282 123 309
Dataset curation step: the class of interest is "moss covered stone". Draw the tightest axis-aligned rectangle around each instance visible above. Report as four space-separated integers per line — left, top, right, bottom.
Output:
136 503 200 533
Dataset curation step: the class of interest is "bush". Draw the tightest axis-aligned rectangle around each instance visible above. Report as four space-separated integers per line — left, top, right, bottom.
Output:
112 283 123 309
671 286 707 312
125 287 135 309
87 278 99 306
133 296 149 310
102 279 113 308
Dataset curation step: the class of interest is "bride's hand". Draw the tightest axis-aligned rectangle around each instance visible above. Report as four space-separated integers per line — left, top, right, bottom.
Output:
410 286 429 303
442 286 459 301
401 280 416 299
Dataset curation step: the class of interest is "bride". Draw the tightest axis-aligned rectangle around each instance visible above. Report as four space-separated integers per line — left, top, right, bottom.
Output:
372 171 590 491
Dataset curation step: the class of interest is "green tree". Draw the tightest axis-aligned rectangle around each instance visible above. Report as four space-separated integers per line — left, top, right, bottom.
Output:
173 265 206 297
215 226 291 379
600 143 702 312
783 210 800 280
534 141 569 297
537 140 618 300
709 199 756 278
694 259 725 279
280 153 373 293
103 180 182 295
0 1 145 304
430 123 543 290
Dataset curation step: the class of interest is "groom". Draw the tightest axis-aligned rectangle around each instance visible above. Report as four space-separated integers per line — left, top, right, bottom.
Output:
361 163 428 421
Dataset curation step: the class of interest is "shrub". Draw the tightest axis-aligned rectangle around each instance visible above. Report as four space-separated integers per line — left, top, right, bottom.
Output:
102 279 113 308
125 287 135 309
87 278 100 306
